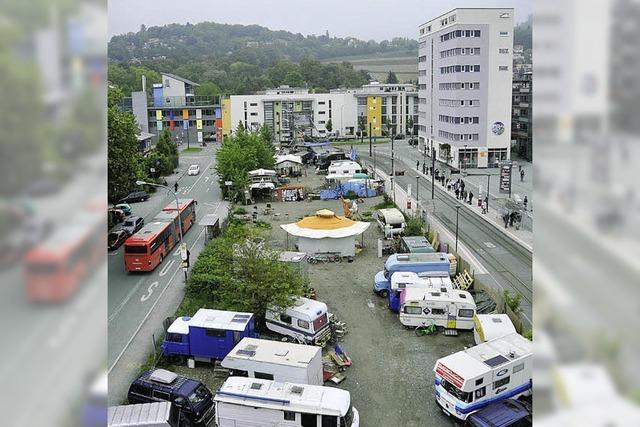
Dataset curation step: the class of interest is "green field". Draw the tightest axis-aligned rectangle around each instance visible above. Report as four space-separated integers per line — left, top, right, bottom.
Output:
323 50 418 83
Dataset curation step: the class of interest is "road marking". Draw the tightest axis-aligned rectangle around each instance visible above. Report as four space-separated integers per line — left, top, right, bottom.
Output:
109 277 144 324
483 242 496 248
140 281 159 302
108 226 205 374
159 259 176 277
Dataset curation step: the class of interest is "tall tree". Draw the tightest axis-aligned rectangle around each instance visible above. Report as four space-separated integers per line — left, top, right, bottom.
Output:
385 71 399 84
325 118 333 133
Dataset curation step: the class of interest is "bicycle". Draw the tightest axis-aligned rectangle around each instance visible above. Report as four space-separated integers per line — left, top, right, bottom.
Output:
414 321 438 337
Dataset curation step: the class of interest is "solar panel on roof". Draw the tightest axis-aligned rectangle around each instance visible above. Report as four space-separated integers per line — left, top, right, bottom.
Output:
231 314 251 323
237 349 256 357
484 354 509 367
250 383 262 390
290 385 304 394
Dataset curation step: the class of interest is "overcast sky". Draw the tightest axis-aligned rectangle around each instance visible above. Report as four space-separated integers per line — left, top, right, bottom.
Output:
108 0 531 41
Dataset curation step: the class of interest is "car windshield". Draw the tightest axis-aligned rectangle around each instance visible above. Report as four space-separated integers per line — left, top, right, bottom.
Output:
108 233 119 243
188 385 210 406
123 221 134 227
189 165 198 170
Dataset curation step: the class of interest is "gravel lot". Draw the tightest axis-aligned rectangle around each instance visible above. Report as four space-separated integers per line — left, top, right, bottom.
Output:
166 169 475 426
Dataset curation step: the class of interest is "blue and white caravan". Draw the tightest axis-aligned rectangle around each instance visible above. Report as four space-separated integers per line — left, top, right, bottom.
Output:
265 297 331 347
388 271 453 312
433 333 532 420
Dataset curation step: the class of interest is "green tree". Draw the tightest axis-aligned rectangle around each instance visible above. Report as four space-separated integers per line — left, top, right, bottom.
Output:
108 88 145 201
236 120 246 135
325 118 333 133
186 224 306 329
155 129 179 170
385 71 399 84
259 124 274 147
197 81 220 98
357 115 366 142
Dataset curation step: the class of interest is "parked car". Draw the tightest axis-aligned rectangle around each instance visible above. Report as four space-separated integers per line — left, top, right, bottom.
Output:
394 134 405 140
408 137 418 146
114 203 132 216
122 216 144 235
118 191 149 204
187 164 200 176
127 369 215 427
465 399 531 427
108 230 128 251
108 208 126 224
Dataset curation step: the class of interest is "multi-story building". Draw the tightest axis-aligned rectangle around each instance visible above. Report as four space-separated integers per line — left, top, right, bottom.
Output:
124 73 221 151
512 71 532 160
223 83 418 143
418 8 514 168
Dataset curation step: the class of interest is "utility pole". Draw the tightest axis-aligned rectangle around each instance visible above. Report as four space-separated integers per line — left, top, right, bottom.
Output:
455 205 461 253
369 122 372 156
431 145 435 200
391 127 395 190
416 175 419 204
486 174 490 211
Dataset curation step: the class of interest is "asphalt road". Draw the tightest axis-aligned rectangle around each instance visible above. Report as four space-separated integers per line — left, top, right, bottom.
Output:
108 145 224 403
355 142 533 321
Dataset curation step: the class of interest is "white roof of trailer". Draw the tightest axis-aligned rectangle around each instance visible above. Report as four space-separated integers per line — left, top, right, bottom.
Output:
391 272 453 291
474 314 516 342
222 338 320 368
402 287 474 306
215 377 350 416
108 402 172 426
167 309 254 334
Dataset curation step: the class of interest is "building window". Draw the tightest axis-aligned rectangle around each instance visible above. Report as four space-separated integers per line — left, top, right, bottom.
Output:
475 387 487 399
250 103 258 107
499 66 509 71
499 48 509 54
500 31 509 37
297 319 310 329
284 412 296 421
494 377 510 390
318 101 325 105
250 112 258 116
279 314 292 324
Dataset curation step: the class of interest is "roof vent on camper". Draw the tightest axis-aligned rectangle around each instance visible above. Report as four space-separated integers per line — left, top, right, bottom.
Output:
397 255 410 261
291 385 304 395
508 351 517 359
459 293 466 298
181 316 191 321
232 314 252 323
441 287 447 292
492 318 503 323
149 369 178 384
250 383 263 390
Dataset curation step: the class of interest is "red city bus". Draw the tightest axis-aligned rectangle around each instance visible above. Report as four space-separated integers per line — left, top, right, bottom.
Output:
123 220 179 272
24 211 104 302
162 198 197 235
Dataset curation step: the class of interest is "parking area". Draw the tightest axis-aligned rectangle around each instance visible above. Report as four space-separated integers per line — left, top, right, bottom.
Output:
160 173 474 426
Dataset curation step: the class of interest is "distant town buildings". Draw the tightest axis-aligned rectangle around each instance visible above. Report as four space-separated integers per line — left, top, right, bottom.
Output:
512 71 532 160
418 8 514 168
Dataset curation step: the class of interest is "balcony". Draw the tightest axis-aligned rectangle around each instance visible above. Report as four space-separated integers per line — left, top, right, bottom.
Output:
151 95 220 108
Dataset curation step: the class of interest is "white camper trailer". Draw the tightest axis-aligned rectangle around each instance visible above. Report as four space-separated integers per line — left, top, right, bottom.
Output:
433 333 533 420
390 271 453 293
326 160 362 181
221 337 323 385
214 377 359 427
374 208 406 237
108 402 177 427
266 297 332 346
399 287 476 330
473 314 517 345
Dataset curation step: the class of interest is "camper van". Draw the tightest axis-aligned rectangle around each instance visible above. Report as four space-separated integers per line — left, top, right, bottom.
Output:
387 271 453 312
473 314 517 345
326 160 362 181
221 338 323 385
399 287 476 330
214 377 359 427
161 309 257 364
373 253 450 297
433 333 532 420
108 402 179 427
374 208 406 237
266 297 332 346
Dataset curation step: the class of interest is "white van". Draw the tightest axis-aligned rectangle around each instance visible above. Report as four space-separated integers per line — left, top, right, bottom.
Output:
108 402 178 427
266 297 332 346
399 287 476 330
221 337 323 385
433 333 533 420
473 314 516 345
214 377 359 427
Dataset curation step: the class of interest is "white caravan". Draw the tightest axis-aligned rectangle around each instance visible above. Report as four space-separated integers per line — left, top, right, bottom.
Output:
433 333 533 420
214 377 359 427
473 314 517 345
108 402 177 427
266 297 332 346
391 271 453 293
221 337 323 385
326 160 362 181
399 287 476 330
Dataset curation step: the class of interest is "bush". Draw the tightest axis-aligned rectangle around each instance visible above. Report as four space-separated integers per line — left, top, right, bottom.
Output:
373 193 396 210
523 328 533 341
232 206 247 215
503 290 522 315
404 215 424 236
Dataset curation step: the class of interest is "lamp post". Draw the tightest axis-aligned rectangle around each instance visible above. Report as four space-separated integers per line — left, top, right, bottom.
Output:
455 205 461 253
416 175 419 204
463 144 468 172
136 180 184 245
431 143 435 200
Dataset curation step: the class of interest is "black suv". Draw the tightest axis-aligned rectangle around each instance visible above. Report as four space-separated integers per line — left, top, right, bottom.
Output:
128 369 215 427
118 191 150 204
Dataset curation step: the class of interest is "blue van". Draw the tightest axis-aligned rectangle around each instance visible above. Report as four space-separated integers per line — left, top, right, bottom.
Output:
373 253 450 297
161 309 257 364
466 399 531 427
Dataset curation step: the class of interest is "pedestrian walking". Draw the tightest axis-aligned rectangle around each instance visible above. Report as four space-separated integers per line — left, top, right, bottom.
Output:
460 181 465 192
455 187 460 199
509 211 516 227
520 169 525 182
463 189 467 201
482 199 488 214
523 195 528 211
502 212 509 228
174 182 179 193
416 160 420 171
468 192 474 205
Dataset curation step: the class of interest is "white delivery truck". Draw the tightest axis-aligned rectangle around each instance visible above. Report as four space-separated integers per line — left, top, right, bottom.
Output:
266 297 332 346
473 314 517 345
433 333 533 420
214 377 359 427
108 402 178 427
221 337 323 385
399 287 476 330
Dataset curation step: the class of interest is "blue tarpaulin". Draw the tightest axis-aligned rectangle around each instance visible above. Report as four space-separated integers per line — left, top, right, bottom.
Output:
320 182 377 199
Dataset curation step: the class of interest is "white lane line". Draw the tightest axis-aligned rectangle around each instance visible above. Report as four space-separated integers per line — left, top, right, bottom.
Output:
108 227 205 374
159 259 176 277
109 277 144 324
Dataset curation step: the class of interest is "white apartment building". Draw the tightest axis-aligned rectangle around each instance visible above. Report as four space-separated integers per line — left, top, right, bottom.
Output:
418 8 514 168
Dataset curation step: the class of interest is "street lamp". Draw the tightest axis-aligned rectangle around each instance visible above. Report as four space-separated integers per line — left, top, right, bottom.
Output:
416 175 419 204
455 205 461 253
136 180 183 243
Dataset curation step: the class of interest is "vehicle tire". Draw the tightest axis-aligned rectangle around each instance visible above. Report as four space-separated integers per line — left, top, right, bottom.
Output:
380 289 389 298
